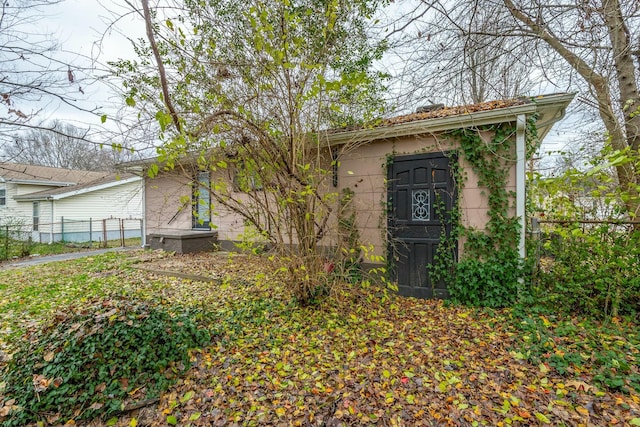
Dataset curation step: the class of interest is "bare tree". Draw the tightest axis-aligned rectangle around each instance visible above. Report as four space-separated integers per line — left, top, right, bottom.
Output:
498 0 640 221
116 0 387 304
392 0 639 221
385 0 541 109
0 0 105 149
2 120 134 171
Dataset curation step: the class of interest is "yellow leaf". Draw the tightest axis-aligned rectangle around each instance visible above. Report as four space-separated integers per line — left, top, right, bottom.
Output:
129 418 138 427
575 406 589 417
534 412 551 424
565 380 595 393
276 407 286 417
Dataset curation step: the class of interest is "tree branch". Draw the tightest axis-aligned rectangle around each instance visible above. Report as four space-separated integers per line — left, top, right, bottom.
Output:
140 0 182 134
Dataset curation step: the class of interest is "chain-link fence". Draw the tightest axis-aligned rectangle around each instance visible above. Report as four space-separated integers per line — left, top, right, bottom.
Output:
0 218 143 260
50 217 143 246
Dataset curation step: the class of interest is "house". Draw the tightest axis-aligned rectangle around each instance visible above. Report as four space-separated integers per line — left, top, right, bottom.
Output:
0 163 143 243
122 93 574 298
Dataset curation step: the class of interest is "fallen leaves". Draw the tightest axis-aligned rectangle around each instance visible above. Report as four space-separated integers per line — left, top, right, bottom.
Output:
1 250 639 426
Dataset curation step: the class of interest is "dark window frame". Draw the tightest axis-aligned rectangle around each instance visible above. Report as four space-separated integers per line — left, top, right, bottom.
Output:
192 170 212 229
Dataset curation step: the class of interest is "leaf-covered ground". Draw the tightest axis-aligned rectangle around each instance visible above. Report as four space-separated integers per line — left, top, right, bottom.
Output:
0 250 639 426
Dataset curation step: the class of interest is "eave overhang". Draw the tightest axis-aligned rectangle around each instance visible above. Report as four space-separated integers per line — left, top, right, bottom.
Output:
321 93 574 147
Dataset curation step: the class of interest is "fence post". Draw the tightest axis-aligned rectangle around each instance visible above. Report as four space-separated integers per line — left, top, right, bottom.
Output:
102 219 107 248
89 218 93 248
61 216 64 242
140 219 144 247
531 217 541 240
120 218 125 247
4 225 8 259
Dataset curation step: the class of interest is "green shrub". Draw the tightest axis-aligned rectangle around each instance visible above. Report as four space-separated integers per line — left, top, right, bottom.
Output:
0 221 35 261
536 225 640 319
449 250 526 308
0 297 211 426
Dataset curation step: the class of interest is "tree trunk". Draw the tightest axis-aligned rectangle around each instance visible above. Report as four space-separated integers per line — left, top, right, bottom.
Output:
602 0 640 221
502 0 640 223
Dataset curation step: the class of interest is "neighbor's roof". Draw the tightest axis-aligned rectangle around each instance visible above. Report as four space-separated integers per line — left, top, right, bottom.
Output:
322 93 575 145
0 163 106 186
13 173 141 201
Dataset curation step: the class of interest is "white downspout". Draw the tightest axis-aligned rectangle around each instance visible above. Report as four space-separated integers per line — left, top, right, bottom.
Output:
516 114 526 259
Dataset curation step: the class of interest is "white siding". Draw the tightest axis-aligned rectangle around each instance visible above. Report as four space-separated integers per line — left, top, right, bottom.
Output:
1 179 143 243
52 179 143 222
0 183 43 225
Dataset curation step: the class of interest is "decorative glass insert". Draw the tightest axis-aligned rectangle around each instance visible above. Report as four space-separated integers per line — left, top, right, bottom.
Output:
412 190 430 221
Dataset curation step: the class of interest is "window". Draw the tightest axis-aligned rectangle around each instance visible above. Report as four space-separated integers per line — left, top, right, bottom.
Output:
233 160 263 192
0 187 5 206
412 190 430 221
33 201 40 231
192 171 211 229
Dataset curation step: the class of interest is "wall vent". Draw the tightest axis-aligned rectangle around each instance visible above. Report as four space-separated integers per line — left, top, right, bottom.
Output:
415 104 444 113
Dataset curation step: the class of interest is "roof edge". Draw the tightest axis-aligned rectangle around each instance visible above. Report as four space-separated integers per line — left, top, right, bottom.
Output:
3 179 76 186
13 175 142 201
322 93 575 146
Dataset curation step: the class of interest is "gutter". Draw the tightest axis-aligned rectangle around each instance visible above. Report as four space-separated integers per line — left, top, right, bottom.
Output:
4 179 76 186
14 176 142 201
323 104 539 146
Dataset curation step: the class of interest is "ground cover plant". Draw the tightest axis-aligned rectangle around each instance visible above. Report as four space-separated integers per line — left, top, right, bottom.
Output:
0 250 639 426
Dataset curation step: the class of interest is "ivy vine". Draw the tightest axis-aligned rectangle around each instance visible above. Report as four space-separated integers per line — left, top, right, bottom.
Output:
432 115 539 307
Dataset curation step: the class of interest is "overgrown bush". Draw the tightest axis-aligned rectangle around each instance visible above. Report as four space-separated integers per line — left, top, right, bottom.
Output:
449 249 527 308
535 224 640 319
0 297 211 426
0 220 34 261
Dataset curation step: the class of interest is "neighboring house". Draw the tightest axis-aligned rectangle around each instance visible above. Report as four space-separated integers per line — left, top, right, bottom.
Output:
122 93 574 298
0 163 143 243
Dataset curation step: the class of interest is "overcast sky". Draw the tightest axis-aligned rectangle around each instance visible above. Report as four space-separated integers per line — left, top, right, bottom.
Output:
29 0 578 167
30 0 142 128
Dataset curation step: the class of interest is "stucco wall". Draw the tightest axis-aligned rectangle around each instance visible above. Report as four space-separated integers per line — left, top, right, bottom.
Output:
144 129 518 259
331 131 517 258
146 171 193 233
